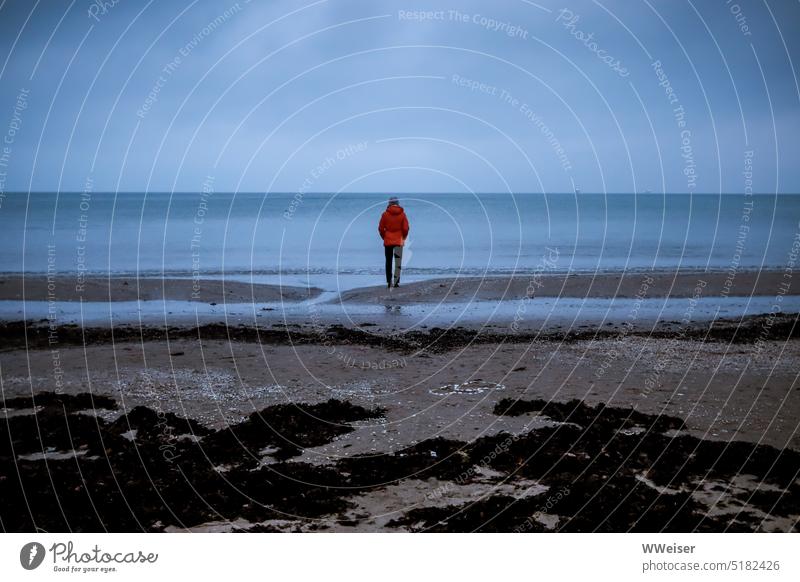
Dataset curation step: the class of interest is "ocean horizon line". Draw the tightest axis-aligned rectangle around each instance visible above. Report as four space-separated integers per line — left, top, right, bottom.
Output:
4 191 799 196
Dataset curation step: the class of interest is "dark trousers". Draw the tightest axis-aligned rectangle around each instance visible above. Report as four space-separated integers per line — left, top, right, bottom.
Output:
384 245 402 284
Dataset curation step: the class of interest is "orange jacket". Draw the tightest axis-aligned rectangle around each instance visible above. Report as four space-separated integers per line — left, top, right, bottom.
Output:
378 204 409 246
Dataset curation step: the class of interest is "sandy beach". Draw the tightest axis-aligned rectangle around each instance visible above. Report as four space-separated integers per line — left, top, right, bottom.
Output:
0 275 321 303
335 270 796 304
1 283 799 531
2 270 794 307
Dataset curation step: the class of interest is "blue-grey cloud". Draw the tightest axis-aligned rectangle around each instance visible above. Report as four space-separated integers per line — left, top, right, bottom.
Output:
0 0 797 194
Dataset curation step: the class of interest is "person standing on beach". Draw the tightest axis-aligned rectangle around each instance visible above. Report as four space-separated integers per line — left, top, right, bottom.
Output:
378 196 410 289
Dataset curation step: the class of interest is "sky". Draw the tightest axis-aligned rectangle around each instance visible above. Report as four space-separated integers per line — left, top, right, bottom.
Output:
0 0 798 194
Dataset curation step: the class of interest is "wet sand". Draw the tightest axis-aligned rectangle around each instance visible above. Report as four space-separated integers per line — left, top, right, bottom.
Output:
1 312 799 532
0 275 321 303
3 333 797 449
3 270 793 308
336 270 795 304
5 270 797 333
2 269 798 533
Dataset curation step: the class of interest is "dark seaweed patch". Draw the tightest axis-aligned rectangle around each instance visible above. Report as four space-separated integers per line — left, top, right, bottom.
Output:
1 393 798 532
2 312 798 353
2 391 118 412
493 398 685 433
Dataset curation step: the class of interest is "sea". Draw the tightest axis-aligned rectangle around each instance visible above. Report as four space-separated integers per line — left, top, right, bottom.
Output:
1 192 799 326
2 192 799 276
